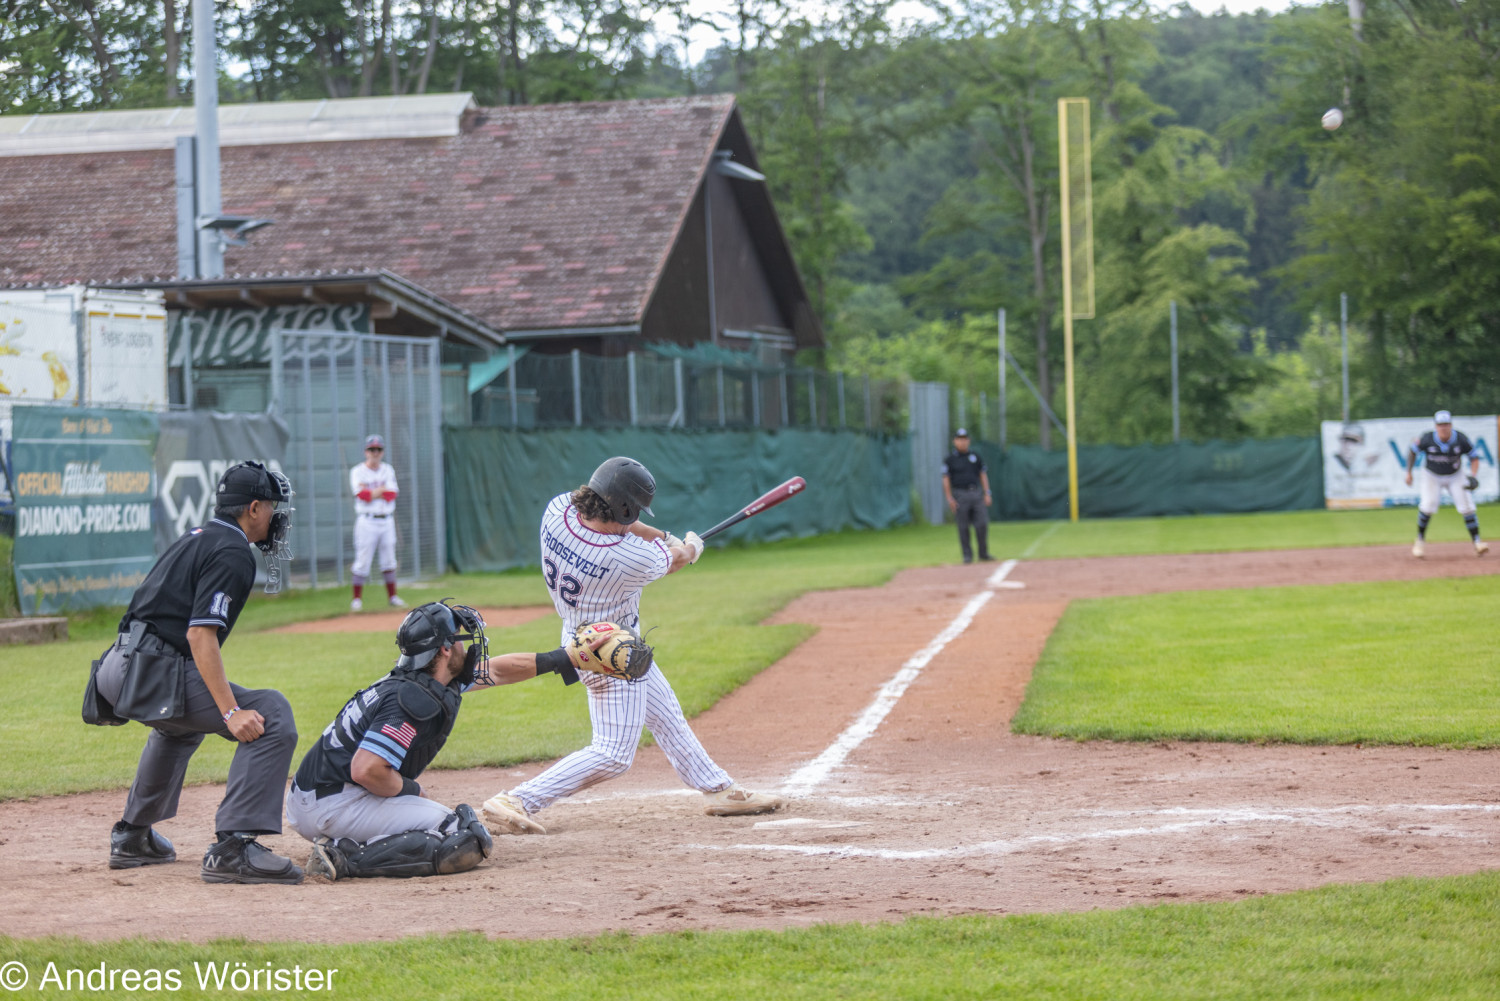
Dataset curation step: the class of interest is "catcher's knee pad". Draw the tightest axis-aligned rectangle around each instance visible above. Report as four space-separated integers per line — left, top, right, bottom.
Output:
434 805 491 875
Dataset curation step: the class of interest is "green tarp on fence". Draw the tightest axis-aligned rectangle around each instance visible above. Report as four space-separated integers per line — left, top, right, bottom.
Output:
444 427 913 573
982 436 1323 520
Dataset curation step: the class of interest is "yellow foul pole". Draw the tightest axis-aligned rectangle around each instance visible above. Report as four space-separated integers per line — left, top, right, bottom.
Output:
1057 99 1080 523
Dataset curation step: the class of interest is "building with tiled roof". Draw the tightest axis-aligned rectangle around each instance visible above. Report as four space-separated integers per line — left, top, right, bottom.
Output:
0 94 820 360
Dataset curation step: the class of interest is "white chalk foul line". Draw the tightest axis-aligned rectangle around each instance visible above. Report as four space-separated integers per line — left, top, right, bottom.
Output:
780 587 998 797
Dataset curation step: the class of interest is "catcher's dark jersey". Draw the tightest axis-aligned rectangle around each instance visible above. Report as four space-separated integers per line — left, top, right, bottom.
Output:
118 517 257 656
294 674 456 792
1413 430 1473 477
942 450 986 490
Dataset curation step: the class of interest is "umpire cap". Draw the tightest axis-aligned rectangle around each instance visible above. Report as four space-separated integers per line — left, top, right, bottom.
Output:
216 461 292 510
588 457 655 526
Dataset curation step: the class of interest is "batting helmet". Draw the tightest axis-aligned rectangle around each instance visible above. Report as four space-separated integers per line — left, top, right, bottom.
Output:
588 456 655 526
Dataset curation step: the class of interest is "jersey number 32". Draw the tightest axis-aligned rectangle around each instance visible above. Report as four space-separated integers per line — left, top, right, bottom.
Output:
543 559 581 606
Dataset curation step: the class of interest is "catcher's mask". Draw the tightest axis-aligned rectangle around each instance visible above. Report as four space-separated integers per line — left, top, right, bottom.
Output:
588 456 655 526
395 600 488 687
215 461 295 593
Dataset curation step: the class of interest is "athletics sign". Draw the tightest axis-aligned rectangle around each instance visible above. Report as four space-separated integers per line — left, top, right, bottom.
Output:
11 406 159 615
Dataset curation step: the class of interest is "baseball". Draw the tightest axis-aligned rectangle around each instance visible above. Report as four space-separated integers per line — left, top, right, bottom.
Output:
1321 107 1344 130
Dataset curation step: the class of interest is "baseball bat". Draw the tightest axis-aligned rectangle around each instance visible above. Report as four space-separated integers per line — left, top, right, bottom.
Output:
699 476 807 541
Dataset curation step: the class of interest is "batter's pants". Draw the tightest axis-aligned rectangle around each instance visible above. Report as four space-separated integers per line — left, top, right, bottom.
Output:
96 646 297 835
1419 470 1477 516
953 485 991 561
510 663 732 813
285 783 452 844
351 513 398 579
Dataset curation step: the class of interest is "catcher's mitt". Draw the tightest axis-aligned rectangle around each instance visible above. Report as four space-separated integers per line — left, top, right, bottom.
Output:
567 622 653 682
1466 475 1480 492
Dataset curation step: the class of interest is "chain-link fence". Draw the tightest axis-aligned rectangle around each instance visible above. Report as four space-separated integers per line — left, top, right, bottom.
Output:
472 348 908 433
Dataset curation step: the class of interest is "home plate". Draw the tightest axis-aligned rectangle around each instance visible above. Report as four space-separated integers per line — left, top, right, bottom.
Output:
753 818 869 830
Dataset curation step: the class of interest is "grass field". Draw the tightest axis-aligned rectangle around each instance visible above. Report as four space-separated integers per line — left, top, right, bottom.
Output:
1013 575 1500 745
8 507 1499 800
3 871 1497 999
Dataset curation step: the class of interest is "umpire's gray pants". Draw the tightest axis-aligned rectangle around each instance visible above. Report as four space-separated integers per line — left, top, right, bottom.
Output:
285 783 452 844
953 485 991 561
96 645 297 836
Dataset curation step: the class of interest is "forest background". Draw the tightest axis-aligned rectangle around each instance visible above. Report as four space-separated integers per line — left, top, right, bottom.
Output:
3 0 1498 447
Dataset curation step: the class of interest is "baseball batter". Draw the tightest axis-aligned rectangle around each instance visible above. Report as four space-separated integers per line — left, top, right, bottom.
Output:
1406 410 1488 558
482 456 785 835
350 433 405 610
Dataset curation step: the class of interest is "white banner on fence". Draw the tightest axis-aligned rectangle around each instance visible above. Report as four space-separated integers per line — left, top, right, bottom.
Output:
1322 415 1499 509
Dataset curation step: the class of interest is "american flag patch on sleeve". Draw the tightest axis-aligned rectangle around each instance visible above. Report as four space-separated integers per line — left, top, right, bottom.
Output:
381 722 417 748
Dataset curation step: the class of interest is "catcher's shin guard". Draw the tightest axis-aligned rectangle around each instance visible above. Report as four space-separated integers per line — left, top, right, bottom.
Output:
339 807 492 879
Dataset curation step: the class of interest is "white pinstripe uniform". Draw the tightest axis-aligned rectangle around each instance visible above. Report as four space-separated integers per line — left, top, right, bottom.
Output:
508 493 732 813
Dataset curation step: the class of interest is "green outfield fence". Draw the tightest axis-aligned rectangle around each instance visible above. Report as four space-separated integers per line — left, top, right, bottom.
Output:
443 427 913 573
977 436 1323 520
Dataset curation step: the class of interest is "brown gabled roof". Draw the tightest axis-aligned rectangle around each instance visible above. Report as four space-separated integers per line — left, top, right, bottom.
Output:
0 95 738 334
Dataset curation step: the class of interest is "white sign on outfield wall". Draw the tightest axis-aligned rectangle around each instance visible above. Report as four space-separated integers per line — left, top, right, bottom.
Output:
1321 415 1499 509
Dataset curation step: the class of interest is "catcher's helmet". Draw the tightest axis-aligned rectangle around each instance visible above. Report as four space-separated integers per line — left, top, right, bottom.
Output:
395 600 488 682
588 456 655 526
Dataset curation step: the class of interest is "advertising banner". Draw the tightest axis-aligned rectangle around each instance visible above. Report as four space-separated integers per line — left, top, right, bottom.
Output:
12 406 159 615
1321 415 1499 509
153 410 291 553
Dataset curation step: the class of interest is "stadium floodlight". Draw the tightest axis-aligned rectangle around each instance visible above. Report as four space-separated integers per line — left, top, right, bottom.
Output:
196 213 275 247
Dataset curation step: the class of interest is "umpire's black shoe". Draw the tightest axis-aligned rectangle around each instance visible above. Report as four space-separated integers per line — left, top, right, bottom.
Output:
201 835 304 885
109 821 177 869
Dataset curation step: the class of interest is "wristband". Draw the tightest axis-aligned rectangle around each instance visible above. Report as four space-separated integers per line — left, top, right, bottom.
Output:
399 776 421 797
222 706 240 723
535 647 580 686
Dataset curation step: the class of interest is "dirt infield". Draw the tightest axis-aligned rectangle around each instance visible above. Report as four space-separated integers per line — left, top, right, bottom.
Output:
3 543 1497 943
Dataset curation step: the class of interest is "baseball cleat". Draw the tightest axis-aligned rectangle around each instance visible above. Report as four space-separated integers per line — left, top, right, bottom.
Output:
1477 540 1490 557
389 595 407 608
108 821 176 869
201 835 303 885
482 793 546 835
306 840 350 882
703 785 786 817
1411 539 1425 558
350 597 363 611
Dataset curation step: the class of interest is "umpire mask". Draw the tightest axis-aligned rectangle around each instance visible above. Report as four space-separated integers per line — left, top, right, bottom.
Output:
216 461 296 594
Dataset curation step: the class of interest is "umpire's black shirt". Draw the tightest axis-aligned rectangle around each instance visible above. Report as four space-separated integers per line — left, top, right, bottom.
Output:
942 450 986 491
119 517 258 656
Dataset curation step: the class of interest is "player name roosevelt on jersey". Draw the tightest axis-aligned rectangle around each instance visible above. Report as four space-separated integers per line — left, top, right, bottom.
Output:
539 493 670 639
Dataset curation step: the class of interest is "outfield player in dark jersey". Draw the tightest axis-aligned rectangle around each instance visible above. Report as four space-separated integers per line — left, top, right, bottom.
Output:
85 461 304 884
942 428 994 564
286 601 586 880
1405 410 1488 558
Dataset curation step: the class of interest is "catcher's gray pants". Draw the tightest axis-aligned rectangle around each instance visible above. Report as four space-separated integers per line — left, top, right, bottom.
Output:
285 783 452 844
510 663 731 814
953 485 990 561
96 645 297 835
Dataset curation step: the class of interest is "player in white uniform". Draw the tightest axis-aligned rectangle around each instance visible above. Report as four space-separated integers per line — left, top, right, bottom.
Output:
481 457 785 835
349 434 406 610
1406 410 1488 558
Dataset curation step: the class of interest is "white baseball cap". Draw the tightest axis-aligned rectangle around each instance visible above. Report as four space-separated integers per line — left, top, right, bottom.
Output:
1434 410 1452 425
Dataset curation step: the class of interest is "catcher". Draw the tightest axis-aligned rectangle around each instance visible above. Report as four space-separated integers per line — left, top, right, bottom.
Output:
285 600 599 881
482 457 785 836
